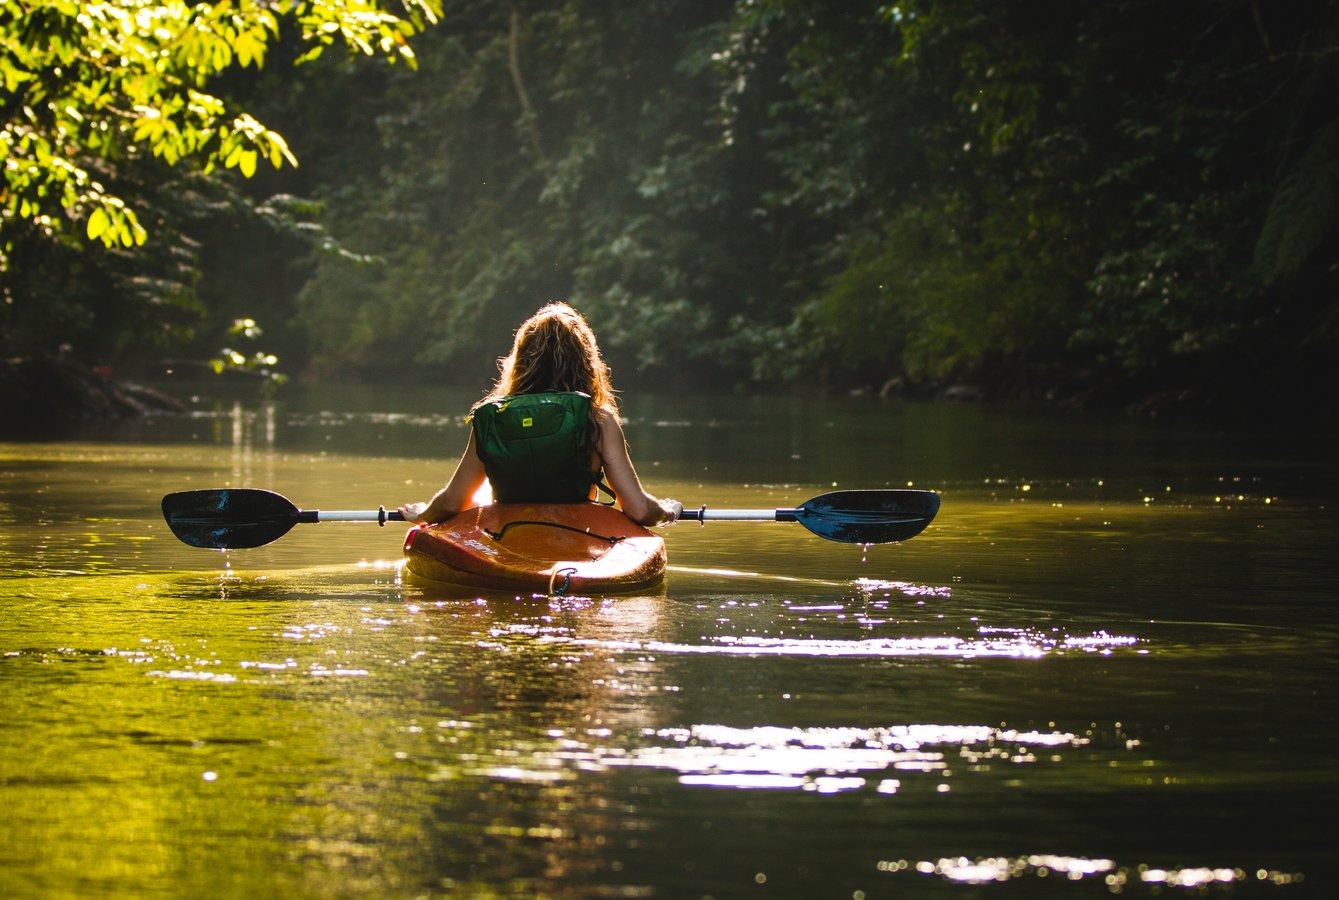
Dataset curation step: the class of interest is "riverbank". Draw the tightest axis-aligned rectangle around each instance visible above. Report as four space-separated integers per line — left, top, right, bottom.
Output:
3 351 1331 441
0 355 187 436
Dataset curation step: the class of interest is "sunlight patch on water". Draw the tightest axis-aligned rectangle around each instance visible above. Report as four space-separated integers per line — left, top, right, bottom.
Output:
308 666 371 677
280 622 352 641
907 855 1122 884
665 564 847 587
145 669 238 682
473 766 573 784
239 660 296 672
599 722 1086 790
283 410 465 430
879 854 1304 891
539 627 1138 659
853 578 953 598
439 721 1093 796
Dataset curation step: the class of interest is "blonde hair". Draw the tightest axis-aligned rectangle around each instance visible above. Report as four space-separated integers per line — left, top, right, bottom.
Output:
481 302 619 420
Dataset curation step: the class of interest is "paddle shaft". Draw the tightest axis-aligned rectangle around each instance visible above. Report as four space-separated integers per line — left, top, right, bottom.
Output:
240 508 785 525
268 509 788 524
681 507 801 522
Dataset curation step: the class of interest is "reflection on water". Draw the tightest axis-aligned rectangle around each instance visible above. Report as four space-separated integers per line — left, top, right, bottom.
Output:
542 627 1140 659
610 721 1089 786
1 386 1337 897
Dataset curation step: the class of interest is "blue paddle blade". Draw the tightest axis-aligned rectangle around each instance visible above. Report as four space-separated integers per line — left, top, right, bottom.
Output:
161 489 305 549
792 489 940 544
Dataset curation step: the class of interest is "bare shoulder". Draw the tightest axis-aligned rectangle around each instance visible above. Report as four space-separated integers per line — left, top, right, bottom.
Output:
594 404 623 431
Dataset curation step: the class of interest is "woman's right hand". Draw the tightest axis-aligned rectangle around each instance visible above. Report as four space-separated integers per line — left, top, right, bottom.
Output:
659 499 683 525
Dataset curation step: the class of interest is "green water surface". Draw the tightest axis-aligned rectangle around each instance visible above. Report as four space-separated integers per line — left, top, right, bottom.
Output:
1 387 1335 898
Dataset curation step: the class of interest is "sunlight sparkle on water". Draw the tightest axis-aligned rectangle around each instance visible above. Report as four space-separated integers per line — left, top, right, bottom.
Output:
594 723 1088 790
908 855 1116 884
308 665 370 677
441 721 1091 793
853 578 952 598
146 669 238 682
882 855 1304 891
545 627 1139 659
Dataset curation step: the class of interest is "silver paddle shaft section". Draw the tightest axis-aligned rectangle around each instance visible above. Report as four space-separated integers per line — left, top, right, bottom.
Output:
311 508 407 525
684 507 799 523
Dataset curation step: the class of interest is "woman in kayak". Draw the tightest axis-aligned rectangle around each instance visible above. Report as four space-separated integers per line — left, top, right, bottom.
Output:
399 302 682 527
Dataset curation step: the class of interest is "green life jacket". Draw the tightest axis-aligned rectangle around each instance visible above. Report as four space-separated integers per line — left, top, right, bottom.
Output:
471 391 602 503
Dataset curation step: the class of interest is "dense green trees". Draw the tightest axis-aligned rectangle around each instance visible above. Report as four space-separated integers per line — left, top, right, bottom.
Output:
285 0 745 382
4 0 1337 412
284 0 1339 407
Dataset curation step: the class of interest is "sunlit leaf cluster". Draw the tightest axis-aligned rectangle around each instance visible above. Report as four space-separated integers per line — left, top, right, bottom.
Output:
208 316 288 396
0 0 440 262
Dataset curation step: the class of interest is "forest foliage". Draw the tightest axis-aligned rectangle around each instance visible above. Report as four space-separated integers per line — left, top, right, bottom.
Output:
3 0 1337 412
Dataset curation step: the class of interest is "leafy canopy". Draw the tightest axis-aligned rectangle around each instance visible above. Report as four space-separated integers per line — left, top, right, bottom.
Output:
0 0 441 259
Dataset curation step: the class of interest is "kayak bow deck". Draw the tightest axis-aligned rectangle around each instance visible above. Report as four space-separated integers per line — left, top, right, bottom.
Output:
403 503 667 594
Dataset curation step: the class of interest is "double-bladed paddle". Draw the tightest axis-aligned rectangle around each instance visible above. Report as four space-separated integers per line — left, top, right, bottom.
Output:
161 487 939 550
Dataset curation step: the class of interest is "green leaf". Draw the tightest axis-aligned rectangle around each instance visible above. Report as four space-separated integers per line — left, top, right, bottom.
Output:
1255 121 1339 283
86 206 109 240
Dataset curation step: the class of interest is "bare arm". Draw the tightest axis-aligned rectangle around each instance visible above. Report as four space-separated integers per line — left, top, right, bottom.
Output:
399 430 489 524
597 409 681 527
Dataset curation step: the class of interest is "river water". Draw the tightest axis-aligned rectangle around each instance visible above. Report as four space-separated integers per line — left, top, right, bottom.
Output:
1 384 1335 898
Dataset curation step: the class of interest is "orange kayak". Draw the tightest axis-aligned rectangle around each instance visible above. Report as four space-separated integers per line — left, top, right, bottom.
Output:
402 503 666 594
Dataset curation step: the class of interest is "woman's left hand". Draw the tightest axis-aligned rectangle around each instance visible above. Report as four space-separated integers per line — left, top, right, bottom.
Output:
399 502 430 524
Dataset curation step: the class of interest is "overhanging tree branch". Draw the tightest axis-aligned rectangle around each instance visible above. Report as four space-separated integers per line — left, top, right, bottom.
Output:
506 3 547 166
0 0 442 264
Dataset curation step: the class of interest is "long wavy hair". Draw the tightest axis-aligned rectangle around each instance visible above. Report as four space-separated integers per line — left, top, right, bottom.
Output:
479 302 619 426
